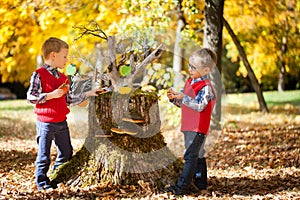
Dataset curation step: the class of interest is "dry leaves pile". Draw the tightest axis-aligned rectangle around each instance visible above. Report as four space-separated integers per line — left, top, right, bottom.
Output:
0 102 299 199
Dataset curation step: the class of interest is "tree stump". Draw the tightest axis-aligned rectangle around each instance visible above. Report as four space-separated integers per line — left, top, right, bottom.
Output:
51 89 181 188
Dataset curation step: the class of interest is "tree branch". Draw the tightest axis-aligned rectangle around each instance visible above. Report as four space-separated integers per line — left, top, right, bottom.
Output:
73 21 108 41
130 43 165 82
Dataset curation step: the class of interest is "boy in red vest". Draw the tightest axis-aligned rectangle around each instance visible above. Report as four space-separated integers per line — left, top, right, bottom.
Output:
27 37 99 191
167 48 217 195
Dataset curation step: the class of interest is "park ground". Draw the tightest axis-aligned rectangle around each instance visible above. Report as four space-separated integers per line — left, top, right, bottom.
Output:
0 90 299 199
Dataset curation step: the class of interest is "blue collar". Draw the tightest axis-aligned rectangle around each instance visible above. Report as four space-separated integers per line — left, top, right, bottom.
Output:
191 75 208 84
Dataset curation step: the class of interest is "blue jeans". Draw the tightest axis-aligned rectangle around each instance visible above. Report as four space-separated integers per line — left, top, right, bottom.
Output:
35 120 73 187
176 131 206 190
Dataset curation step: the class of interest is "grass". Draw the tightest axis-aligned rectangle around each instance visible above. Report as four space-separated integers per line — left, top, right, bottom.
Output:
1 90 299 113
222 90 300 130
0 99 34 110
225 90 300 107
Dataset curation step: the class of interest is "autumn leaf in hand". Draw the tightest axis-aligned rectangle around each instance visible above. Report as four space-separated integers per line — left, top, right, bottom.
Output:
58 79 69 94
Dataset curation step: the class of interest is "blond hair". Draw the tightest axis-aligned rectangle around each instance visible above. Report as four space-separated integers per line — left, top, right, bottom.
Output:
191 48 217 69
42 37 69 59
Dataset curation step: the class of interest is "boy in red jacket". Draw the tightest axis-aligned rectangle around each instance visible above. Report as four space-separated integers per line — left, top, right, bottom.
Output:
27 37 99 191
167 48 217 195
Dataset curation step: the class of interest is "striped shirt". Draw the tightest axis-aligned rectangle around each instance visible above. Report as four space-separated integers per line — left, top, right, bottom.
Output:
27 64 87 106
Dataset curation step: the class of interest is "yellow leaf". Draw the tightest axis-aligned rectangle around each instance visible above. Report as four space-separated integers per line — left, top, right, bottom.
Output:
118 86 132 94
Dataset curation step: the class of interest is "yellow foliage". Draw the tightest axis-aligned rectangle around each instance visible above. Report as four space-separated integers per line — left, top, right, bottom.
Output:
224 0 300 82
0 0 127 85
0 0 299 88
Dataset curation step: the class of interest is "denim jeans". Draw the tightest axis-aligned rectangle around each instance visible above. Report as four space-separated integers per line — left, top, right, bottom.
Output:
35 120 73 187
176 131 206 190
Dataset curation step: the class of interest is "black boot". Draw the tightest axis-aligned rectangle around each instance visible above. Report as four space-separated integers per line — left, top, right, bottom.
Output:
194 158 207 190
167 184 187 195
167 175 191 195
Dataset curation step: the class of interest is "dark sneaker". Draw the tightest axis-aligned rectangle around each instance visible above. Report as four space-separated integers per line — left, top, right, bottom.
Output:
167 185 187 195
37 184 53 191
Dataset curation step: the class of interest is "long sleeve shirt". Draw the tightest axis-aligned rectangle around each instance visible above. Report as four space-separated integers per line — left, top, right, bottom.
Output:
27 64 87 106
170 75 215 112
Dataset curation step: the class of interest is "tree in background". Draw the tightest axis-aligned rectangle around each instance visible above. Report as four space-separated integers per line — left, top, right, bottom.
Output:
223 17 268 112
203 0 225 125
172 0 185 90
223 0 300 91
0 0 124 86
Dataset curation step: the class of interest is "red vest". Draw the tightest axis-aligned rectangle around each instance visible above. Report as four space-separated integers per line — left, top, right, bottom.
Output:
34 68 70 122
181 78 216 134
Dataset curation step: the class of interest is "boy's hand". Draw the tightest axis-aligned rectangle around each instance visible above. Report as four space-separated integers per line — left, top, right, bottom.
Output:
167 87 184 100
167 87 175 99
78 88 109 107
173 92 184 99
85 88 105 97
167 92 174 100
46 88 65 100
58 82 69 94
167 87 176 94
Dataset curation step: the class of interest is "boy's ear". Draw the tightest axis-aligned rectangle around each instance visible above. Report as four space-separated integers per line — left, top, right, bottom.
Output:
49 51 55 60
204 67 211 73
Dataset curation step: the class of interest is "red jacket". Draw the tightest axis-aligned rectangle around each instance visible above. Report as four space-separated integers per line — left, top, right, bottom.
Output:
34 68 70 122
181 78 216 134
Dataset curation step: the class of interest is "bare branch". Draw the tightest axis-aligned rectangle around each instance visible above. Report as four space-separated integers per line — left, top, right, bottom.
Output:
72 47 95 70
73 21 108 41
107 36 117 71
130 43 165 81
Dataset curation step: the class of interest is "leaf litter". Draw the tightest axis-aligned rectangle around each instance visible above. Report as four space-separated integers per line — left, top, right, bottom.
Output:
0 103 299 199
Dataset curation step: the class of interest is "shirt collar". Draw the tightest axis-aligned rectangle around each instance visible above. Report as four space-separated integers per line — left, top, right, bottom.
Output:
44 64 59 78
191 75 208 84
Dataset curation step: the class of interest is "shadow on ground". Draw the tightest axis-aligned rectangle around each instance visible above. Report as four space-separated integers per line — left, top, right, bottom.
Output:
0 149 36 172
208 174 299 196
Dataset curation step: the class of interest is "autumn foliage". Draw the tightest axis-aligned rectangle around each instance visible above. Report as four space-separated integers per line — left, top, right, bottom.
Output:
0 0 299 90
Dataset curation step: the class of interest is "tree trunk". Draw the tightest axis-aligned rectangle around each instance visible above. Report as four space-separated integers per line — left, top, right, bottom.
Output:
278 59 286 92
203 0 225 129
172 0 185 90
278 18 288 92
223 17 269 113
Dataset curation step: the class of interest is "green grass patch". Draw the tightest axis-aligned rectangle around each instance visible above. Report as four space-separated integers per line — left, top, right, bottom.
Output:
225 90 300 107
0 99 34 111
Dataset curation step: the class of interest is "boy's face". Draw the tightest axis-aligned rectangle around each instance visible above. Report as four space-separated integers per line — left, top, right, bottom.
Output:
51 48 69 69
188 56 210 79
